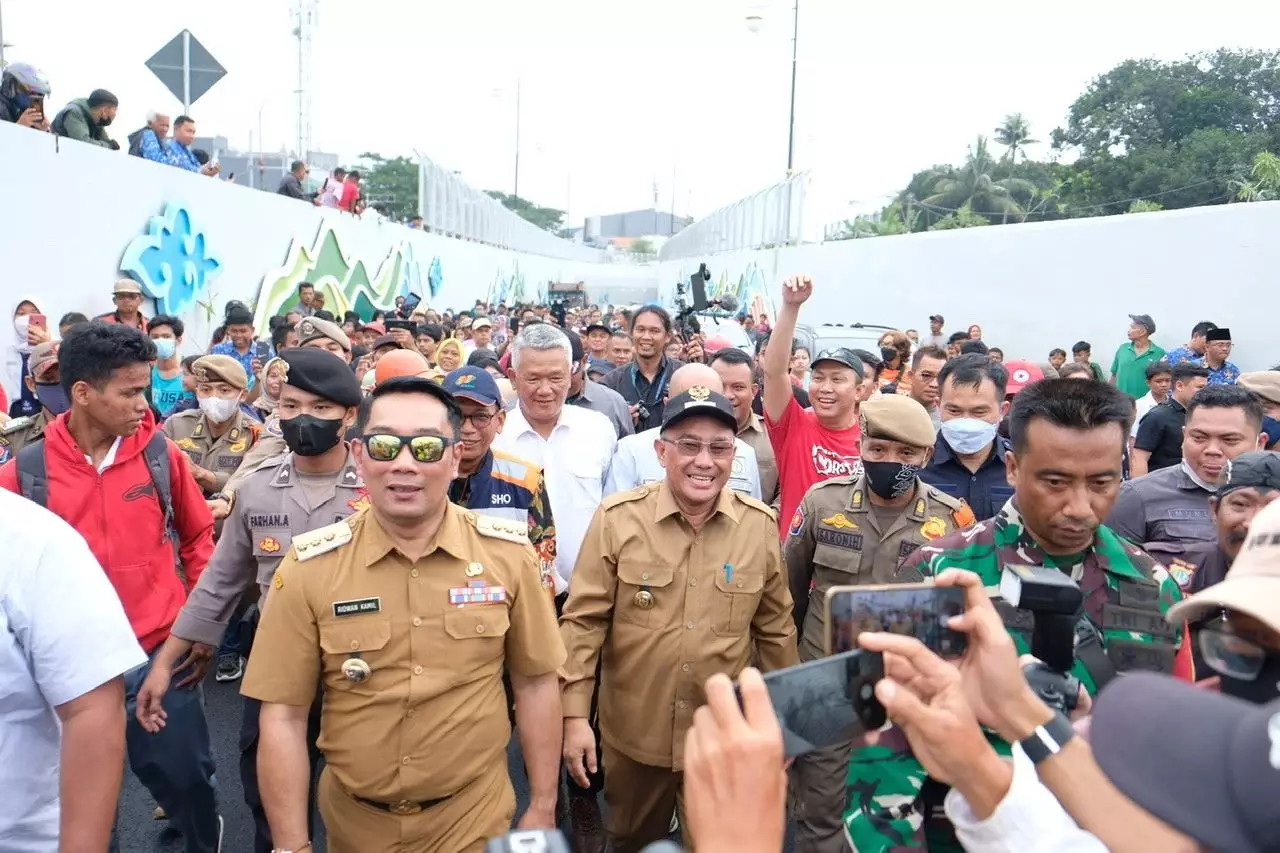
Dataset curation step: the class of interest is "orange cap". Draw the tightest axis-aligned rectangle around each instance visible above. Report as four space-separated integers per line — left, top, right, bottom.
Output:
374 349 431 386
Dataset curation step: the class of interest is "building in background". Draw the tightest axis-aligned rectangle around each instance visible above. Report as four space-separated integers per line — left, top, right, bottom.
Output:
193 135 339 193
583 208 692 244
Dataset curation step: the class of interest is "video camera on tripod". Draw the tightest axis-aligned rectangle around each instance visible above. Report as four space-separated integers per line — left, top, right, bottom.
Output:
674 262 739 339
999 564 1086 713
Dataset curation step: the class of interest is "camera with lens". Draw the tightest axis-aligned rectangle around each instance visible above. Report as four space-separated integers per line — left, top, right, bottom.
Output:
673 263 712 339
999 565 1084 714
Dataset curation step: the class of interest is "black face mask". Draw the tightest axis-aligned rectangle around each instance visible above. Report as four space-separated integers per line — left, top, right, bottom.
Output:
862 460 921 500
280 414 345 457
1220 654 1280 704
880 346 899 364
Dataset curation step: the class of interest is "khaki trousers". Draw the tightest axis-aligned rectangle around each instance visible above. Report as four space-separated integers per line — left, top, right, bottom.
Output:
789 737 855 853
601 742 691 853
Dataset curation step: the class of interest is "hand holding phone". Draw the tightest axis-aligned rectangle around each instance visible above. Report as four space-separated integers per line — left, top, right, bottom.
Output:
825 583 968 658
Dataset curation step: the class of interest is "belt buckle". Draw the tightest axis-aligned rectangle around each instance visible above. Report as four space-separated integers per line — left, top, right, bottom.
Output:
389 799 422 816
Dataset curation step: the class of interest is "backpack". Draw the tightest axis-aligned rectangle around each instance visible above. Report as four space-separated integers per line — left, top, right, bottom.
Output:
16 432 181 562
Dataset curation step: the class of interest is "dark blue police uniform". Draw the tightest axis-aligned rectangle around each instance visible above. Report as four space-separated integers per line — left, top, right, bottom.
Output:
919 434 1015 522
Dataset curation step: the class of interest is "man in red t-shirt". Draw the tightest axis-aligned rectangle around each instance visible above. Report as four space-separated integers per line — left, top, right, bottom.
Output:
762 276 863 536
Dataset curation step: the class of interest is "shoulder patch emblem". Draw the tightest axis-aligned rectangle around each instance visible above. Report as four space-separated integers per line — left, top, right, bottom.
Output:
914 498 927 517
920 517 948 540
821 512 858 530
266 416 283 437
292 521 353 561
788 505 806 536
1167 557 1198 589
258 536 282 553
1 416 33 435
176 437 199 451
952 501 977 529
228 434 249 453
474 513 530 545
347 488 371 513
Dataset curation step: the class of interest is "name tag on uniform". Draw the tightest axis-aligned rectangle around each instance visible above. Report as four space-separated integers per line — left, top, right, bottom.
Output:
216 455 240 469
449 582 508 605
898 541 920 561
816 528 863 550
249 513 291 528
1101 604 1175 638
333 597 381 617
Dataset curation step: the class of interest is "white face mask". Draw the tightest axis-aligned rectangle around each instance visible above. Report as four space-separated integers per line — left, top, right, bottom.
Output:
199 395 241 424
13 315 29 337
940 417 1000 454
1181 459 1219 493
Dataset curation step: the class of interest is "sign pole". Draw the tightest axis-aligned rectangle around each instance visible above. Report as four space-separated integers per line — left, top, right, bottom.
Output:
181 30 192 113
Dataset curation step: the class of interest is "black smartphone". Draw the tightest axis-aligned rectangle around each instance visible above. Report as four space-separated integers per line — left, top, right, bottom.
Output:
824 583 968 658
254 340 271 360
741 650 885 759
385 318 415 332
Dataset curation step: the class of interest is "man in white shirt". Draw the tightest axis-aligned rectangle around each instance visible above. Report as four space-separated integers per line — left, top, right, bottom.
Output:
0 489 147 851
496 322 616 593
606 362 762 500
494 321 617 850
1130 360 1172 445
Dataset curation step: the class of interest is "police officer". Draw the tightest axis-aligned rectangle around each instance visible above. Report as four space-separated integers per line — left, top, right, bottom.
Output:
559 387 799 853
0 341 65 463
240 376 565 853
215 317 354 512
135 346 366 853
842 379 1190 853
164 354 263 496
784 392 973 853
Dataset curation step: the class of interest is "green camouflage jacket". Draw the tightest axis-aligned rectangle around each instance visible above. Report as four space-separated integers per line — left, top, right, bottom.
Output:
842 501 1185 852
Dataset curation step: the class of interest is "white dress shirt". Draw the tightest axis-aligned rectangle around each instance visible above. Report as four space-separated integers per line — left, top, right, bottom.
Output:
604 427 762 500
495 403 617 593
0 489 147 851
944 745 1108 853
1131 391 1161 438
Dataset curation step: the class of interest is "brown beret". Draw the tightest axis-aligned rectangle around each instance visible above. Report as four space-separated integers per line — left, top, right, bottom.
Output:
192 355 248 390
1240 371 1280 407
859 394 937 449
296 317 351 352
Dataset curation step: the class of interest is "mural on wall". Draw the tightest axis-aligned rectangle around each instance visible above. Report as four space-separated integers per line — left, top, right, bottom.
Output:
251 222 431 331
485 261 545 308
119 203 223 317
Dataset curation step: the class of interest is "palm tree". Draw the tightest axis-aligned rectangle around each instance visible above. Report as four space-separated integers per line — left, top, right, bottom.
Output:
994 113 1039 163
922 137 1038 222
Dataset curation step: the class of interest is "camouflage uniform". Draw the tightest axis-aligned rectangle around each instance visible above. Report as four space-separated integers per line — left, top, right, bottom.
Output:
0 409 53 464
842 501 1186 853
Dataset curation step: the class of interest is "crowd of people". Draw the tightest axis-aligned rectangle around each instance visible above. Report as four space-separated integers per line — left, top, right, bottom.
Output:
4 237 1280 853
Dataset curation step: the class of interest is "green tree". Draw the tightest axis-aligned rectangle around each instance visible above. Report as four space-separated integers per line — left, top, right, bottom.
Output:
921 137 1038 222
833 199 920 239
357 153 418 221
929 203 990 230
629 237 655 255
1234 151 1280 200
1127 200 1164 213
484 191 566 232
994 113 1039 163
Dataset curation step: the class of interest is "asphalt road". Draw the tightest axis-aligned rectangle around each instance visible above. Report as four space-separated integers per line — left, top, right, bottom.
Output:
117 674 796 852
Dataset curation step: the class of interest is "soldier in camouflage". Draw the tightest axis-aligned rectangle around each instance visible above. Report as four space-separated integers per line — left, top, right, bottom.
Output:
842 378 1194 853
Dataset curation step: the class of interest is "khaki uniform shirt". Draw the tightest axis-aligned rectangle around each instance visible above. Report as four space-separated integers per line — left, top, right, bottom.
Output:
0 409 52 462
241 503 565 803
738 414 779 507
170 450 367 646
560 482 799 770
164 408 263 494
222 416 286 497
783 475 973 661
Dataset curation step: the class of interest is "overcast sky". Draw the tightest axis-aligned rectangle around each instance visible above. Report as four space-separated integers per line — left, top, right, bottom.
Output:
8 0 1280 226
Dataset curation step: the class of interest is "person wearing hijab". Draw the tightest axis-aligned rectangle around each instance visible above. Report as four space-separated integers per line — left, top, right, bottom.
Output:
435 337 465 373
7 297 51 417
252 357 286 418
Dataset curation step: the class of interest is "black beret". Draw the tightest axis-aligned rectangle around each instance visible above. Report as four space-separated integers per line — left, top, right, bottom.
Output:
279 347 362 407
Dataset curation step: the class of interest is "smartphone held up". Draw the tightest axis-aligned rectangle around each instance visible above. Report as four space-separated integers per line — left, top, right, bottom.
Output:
825 583 968 658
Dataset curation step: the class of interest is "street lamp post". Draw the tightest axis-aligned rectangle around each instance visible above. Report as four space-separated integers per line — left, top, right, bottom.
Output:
513 78 522 202
747 0 800 176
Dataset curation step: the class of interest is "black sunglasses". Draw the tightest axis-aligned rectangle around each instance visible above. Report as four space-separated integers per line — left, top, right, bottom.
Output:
361 433 455 464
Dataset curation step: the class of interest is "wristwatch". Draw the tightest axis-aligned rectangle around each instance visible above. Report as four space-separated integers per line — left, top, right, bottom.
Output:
1017 709 1075 764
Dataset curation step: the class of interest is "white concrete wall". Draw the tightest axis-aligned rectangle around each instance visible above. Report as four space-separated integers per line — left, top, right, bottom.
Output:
0 122 655 397
657 202 1280 371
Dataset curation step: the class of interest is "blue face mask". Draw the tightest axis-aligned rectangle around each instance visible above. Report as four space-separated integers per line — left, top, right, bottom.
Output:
1263 415 1280 450
940 417 1000 454
153 338 177 360
34 382 70 416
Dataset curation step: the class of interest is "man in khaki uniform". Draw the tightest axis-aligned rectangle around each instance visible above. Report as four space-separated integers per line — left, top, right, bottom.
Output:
164 354 262 496
216 317 354 510
560 387 799 853
135 347 367 853
783 392 975 853
241 376 565 853
0 341 62 464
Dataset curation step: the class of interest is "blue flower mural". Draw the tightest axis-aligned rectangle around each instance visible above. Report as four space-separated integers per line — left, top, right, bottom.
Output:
427 257 444 299
120 203 223 316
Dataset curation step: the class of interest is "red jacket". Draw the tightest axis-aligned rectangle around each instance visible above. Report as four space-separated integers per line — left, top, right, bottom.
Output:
0 410 214 652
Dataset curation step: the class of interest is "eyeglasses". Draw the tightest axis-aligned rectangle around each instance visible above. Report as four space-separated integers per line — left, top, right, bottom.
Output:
461 412 495 428
361 433 455 464
1199 617 1272 680
662 437 736 459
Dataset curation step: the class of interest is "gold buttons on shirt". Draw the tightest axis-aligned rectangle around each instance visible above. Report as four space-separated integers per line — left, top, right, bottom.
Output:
641 571 650 581
681 664 690 673
633 590 654 610
412 617 422 627
688 578 697 587
410 569 420 578
413 665 423 675
685 621 694 630
401 757 410 765
349 640 360 650
475 624 486 634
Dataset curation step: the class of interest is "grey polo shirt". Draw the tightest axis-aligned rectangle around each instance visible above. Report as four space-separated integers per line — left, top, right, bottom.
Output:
1106 463 1214 548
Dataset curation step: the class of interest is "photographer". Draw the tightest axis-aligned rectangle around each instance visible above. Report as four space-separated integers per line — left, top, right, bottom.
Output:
596 305 684 432
857 569 1199 853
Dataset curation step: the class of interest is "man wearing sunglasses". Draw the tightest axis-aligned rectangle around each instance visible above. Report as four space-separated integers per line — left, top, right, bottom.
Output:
135 346 366 853
241 376 566 853
560 386 798 853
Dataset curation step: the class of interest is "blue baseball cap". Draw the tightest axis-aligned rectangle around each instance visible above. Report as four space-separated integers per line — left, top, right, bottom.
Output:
443 366 501 406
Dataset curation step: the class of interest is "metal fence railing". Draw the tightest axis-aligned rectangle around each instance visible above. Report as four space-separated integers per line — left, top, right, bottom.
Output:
659 171 810 260
417 157 607 262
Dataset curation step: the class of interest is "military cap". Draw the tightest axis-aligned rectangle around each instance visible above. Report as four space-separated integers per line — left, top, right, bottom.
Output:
661 386 737 432
113 278 142 295
859 393 936 448
296 316 351 352
1239 371 1280 406
191 354 248 390
279 346 363 407
27 341 59 380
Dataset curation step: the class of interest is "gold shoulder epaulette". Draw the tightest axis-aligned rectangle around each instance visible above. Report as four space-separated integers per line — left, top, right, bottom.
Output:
292 521 353 561
731 490 778 521
601 482 658 510
471 511 530 545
